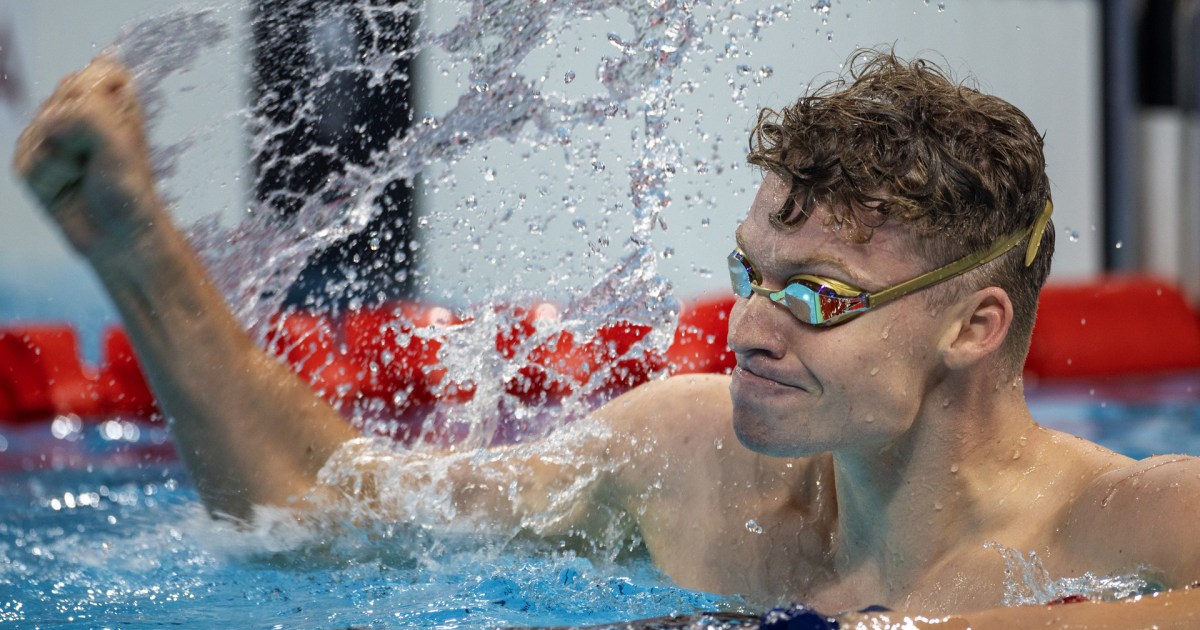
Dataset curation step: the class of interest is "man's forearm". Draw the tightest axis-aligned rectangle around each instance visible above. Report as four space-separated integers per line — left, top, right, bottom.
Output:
92 210 358 520
12 56 358 520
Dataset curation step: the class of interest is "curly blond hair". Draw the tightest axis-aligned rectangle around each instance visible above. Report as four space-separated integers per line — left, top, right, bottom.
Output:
747 49 1055 370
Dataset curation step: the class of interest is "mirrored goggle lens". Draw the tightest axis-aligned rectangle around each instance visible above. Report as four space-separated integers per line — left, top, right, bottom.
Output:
783 278 868 325
727 250 869 326
778 283 819 323
727 251 753 297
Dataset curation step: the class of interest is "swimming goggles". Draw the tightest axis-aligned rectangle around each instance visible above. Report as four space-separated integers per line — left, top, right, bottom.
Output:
728 201 1054 327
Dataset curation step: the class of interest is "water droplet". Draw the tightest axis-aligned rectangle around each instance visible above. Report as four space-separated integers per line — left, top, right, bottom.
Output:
1012 450 1021 460
938 1 946 11
869 367 880 376
1064 227 1080 242
934 500 944 511
51 415 83 440
714 438 724 450
1080 318 1087 326
745 519 764 534
1114 241 1123 249
564 70 576 83
482 168 496 182
880 327 890 340
950 463 960 473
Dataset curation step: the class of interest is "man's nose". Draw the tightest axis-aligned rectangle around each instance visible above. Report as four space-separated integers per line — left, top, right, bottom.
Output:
727 294 790 360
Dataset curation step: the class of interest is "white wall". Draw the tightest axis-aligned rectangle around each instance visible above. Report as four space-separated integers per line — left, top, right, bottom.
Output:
415 0 1102 303
0 0 1103 339
1140 110 1200 302
0 0 248 354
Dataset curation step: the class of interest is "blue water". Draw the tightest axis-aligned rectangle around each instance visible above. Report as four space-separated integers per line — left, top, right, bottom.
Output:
6 0 1199 625
1026 373 1200 460
1 375 1197 628
0 421 732 628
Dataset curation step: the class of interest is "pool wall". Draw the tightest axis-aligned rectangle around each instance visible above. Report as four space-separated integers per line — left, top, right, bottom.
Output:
3 0 1106 331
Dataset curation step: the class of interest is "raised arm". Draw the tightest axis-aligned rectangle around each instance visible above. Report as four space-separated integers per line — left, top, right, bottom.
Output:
12 57 358 520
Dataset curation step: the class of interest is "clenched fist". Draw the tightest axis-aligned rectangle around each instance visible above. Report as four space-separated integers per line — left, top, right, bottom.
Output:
13 55 164 263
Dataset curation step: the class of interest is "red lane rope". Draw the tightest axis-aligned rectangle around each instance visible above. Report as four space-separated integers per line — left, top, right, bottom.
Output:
2 279 1198 424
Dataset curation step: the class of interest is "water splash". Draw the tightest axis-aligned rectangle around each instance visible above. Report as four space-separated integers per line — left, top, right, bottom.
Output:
985 542 1160 606
99 0 800 449
90 1 807 587
314 415 641 558
1 471 730 627
110 8 231 194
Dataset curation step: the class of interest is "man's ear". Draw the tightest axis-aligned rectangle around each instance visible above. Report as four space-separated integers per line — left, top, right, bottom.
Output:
939 287 1014 370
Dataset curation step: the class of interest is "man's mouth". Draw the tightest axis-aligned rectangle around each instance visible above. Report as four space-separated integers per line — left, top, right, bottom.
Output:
732 363 808 392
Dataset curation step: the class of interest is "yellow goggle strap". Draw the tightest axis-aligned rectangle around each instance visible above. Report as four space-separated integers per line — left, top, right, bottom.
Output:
866 201 1053 309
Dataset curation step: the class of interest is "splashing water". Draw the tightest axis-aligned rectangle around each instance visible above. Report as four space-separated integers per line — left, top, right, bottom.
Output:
103 0 801 452
89 0 808 564
985 542 1161 606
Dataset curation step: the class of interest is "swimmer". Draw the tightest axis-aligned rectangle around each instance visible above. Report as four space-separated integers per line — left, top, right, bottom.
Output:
14 50 1200 628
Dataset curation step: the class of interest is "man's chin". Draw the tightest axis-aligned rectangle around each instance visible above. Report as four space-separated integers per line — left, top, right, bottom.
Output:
731 414 828 458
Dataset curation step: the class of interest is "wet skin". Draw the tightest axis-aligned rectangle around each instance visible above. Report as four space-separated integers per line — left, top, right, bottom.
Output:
601 173 1200 615
727 173 948 458
15 56 1200 628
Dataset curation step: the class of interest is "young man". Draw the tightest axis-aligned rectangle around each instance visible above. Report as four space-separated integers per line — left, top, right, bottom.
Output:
15 50 1200 627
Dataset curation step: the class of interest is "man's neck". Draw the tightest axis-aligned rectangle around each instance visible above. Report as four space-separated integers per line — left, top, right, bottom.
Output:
824 370 1045 591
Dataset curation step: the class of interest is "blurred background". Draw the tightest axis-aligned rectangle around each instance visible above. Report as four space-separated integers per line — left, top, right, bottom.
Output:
1 0 1197 353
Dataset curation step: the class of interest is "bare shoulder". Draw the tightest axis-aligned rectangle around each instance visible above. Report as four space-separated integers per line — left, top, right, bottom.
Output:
588 374 825 595
593 373 735 449
589 373 772 503
1063 452 1200 586
592 373 815 504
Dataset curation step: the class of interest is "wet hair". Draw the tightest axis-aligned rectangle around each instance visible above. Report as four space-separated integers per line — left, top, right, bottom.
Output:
747 48 1055 372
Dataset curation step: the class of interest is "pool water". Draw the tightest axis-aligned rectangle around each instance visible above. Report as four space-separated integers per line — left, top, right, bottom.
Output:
1 374 1197 628
6 0 1200 626
1025 372 1200 460
0 419 731 628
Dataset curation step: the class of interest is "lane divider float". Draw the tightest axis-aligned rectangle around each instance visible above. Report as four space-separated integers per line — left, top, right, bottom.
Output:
3 278 1199 427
